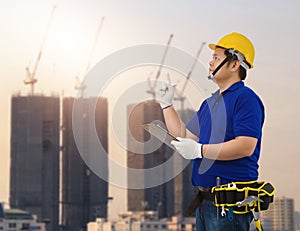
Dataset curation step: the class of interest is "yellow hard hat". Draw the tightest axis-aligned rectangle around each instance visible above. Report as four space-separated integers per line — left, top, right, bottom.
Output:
209 32 255 68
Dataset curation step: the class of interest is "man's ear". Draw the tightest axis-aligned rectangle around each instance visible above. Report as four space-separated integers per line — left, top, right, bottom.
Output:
231 60 240 71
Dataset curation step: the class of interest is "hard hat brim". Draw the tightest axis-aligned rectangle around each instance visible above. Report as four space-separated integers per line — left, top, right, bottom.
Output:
208 43 217 50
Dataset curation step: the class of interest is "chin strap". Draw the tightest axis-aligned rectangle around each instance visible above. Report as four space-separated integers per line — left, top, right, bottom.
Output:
208 56 230 80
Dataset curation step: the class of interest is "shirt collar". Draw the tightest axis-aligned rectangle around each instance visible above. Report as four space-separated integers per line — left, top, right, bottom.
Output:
212 81 244 96
224 81 244 93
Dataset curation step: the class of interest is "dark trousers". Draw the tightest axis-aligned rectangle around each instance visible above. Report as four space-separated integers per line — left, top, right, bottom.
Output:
196 200 253 231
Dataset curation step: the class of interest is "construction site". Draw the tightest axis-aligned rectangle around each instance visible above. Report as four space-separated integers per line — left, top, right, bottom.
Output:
1 1 300 231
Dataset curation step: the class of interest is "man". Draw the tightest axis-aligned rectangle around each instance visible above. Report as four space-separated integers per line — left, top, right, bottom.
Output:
156 32 264 230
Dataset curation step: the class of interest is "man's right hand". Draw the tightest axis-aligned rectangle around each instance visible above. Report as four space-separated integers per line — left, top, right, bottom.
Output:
171 137 203 159
155 81 175 109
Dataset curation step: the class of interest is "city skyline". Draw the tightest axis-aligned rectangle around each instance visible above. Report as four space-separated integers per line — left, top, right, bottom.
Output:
1 0 300 213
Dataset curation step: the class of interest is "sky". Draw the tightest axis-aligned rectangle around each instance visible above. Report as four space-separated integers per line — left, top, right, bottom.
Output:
1 0 300 216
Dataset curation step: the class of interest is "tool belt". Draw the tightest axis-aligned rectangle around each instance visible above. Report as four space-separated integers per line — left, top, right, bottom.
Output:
186 180 275 216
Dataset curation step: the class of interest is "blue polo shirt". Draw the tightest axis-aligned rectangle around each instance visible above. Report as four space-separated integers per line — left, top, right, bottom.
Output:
186 81 264 188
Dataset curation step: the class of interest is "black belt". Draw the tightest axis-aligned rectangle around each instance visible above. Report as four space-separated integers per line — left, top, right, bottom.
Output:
185 189 214 216
201 190 214 201
197 187 214 201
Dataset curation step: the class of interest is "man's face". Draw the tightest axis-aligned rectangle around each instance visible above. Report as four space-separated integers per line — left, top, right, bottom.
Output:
209 47 226 73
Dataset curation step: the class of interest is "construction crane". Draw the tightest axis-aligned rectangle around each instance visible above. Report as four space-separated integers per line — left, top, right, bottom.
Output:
147 34 174 99
173 42 206 110
75 16 105 97
24 5 56 95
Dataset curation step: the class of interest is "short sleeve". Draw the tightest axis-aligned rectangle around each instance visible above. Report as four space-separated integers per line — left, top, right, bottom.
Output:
233 92 264 138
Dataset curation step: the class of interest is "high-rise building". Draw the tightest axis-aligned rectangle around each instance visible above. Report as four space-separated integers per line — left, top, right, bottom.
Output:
61 97 109 231
173 109 198 217
261 196 295 231
10 94 60 231
127 100 174 218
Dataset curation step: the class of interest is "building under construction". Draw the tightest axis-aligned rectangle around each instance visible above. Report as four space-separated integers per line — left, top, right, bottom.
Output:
10 93 60 231
61 97 109 231
127 100 174 218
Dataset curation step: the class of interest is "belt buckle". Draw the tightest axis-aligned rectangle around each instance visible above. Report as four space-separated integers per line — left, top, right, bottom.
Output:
198 186 209 192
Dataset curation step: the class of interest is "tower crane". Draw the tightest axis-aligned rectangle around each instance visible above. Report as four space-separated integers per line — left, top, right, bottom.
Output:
24 5 57 95
146 34 174 99
75 16 105 97
173 42 206 110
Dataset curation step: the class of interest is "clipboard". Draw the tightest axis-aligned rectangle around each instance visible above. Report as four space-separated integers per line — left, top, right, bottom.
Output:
142 123 179 147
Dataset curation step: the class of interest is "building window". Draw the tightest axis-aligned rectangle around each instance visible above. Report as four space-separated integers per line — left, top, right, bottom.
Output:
22 223 30 228
9 223 16 228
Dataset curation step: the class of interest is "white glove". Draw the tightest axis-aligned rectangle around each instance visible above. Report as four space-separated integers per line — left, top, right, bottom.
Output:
171 137 203 159
154 81 175 109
